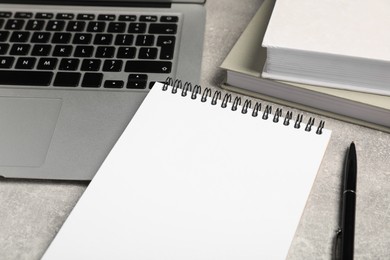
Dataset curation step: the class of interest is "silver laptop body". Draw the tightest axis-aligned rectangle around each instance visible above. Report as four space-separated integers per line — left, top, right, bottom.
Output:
0 0 206 180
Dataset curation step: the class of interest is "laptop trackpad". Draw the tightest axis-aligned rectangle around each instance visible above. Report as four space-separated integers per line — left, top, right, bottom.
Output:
0 97 62 167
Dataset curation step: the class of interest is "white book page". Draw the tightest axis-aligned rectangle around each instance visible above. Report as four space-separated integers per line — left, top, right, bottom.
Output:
42 82 331 260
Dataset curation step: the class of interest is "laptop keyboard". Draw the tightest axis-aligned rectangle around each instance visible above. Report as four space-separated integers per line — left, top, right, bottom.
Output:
0 11 179 90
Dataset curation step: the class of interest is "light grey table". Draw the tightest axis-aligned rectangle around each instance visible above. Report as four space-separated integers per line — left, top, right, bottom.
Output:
1 0 390 259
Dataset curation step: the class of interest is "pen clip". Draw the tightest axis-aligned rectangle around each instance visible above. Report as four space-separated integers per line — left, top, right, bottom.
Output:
333 228 342 260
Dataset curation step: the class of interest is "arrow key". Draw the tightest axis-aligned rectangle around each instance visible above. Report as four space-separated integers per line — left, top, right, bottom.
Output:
127 74 148 89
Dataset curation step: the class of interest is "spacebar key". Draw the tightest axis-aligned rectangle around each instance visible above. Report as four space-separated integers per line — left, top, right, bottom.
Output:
125 61 172 73
0 70 53 86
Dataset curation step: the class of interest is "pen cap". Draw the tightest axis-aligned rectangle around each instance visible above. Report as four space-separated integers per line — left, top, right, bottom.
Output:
344 142 357 191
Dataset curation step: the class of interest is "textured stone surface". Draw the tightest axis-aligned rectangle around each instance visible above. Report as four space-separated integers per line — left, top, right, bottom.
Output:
1 0 390 259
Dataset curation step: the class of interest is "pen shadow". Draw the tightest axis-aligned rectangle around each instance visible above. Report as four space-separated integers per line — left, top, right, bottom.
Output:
332 228 342 260
332 148 349 260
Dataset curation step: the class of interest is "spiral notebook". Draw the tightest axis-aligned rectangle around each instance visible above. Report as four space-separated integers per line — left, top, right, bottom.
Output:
42 80 332 259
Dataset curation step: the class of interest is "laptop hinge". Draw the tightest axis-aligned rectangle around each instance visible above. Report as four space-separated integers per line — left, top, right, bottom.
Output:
0 1 172 8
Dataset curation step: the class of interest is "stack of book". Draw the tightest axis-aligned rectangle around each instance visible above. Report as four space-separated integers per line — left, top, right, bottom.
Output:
220 0 390 132
262 0 390 96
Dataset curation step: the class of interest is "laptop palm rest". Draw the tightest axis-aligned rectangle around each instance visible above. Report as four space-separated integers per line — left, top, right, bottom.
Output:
0 97 62 167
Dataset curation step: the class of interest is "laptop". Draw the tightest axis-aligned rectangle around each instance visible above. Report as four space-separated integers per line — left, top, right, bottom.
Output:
0 0 206 180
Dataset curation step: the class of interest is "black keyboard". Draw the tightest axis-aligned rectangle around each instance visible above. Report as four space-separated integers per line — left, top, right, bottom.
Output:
0 11 179 89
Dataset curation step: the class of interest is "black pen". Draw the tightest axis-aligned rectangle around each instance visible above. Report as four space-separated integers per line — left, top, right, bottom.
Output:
337 142 358 260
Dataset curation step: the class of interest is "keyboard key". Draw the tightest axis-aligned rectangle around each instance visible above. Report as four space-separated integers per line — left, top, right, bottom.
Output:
73 33 92 44
15 12 33 19
0 43 9 54
103 59 123 72
127 80 147 89
56 13 74 20
140 15 157 22
95 46 115 58
119 15 136 21
0 57 14 68
115 34 133 45
157 36 175 46
87 22 106 32
135 35 154 46
107 22 126 33
94 34 113 45
0 12 12 18
59 58 80 71
66 21 86 32
31 44 52 56
52 33 71 44
82 72 103 88
35 13 54 19
77 14 95 20
10 31 31 42
128 23 146 33
117 47 136 59
158 51 175 62
0 70 53 86
53 72 81 87
25 20 45 30
10 44 30 55
161 16 179 23
53 45 73 57
15 57 36 69
0 19 4 29
104 80 124 88
46 20 65 31
31 32 51 43
37 58 58 70
157 36 176 60
125 61 171 73
74 46 94 57
0 31 10 41
98 14 116 21
81 59 101 71
128 74 147 81
149 23 177 34
138 47 158 59
5 19 25 30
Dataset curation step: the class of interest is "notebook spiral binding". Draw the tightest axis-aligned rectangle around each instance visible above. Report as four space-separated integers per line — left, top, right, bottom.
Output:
162 78 326 135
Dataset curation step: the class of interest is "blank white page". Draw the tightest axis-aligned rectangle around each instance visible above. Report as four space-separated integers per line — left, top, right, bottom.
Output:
42 82 331 260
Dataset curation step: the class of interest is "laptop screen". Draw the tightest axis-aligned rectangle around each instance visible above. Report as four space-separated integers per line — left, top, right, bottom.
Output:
0 0 205 4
